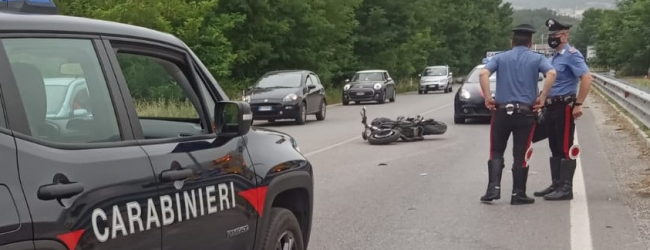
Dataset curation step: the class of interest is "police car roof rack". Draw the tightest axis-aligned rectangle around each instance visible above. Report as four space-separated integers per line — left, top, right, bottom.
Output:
0 0 58 15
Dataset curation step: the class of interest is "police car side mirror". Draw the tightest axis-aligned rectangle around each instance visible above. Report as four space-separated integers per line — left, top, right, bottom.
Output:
214 101 252 138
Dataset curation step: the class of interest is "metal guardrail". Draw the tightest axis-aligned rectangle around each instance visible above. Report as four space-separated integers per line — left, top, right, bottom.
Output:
592 73 650 129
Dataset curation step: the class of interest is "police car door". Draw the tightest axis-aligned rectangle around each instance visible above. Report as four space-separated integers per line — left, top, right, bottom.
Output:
0 36 161 250
0 64 33 249
103 38 259 250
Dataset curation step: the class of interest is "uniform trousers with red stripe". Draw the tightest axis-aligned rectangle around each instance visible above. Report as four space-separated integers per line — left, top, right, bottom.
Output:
490 109 537 168
482 107 537 203
534 100 578 200
544 102 575 159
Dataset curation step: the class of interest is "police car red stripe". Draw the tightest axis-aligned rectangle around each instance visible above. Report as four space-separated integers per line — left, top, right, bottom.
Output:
238 186 269 217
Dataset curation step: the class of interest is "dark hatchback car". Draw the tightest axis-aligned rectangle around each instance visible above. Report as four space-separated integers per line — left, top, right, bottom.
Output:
342 69 396 105
454 64 543 124
454 64 496 124
0 2 313 250
244 70 327 125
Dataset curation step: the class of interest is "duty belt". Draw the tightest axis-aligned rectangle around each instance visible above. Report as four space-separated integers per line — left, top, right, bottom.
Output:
546 95 576 105
496 103 532 115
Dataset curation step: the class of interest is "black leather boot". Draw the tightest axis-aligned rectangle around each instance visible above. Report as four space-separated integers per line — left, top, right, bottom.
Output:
511 166 535 205
480 158 504 202
544 159 576 201
534 157 562 197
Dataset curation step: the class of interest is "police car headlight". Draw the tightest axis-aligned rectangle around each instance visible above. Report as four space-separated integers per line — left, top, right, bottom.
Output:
343 84 351 91
373 83 382 90
460 89 471 100
283 93 298 102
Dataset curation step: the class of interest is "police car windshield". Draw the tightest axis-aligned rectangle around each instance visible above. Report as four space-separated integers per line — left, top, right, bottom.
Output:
255 72 302 88
466 67 496 83
423 68 447 76
352 72 383 82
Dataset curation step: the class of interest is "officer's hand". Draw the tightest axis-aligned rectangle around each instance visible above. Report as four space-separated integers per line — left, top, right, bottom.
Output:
533 97 544 112
573 105 583 119
484 97 496 110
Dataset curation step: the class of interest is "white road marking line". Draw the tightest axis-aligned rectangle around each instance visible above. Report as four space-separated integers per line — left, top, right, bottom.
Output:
571 129 594 250
419 103 453 116
303 103 453 157
303 136 360 157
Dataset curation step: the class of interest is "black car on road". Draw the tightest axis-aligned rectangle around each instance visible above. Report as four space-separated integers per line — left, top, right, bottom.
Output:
342 69 396 105
0 2 313 250
454 64 544 124
244 70 326 125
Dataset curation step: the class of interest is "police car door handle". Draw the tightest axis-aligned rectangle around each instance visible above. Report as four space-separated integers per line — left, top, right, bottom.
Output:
160 168 193 182
37 182 84 201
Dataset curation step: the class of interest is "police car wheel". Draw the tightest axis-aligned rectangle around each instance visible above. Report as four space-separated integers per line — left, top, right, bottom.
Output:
262 207 305 250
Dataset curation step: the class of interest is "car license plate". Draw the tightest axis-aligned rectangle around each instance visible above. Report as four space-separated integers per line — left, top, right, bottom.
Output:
259 106 272 111
356 92 364 96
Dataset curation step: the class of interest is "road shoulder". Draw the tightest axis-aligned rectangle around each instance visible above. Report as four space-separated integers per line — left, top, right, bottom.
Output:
586 90 650 250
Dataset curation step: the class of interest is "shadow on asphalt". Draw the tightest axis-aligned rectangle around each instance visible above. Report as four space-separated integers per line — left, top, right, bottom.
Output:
253 120 322 127
456 118 491 125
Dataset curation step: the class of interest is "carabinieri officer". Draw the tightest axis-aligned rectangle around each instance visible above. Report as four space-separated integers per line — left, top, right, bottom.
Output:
534 19 594 200
480 24 557 205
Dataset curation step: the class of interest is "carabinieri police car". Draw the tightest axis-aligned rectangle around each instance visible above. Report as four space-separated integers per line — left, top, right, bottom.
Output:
0 1 313 250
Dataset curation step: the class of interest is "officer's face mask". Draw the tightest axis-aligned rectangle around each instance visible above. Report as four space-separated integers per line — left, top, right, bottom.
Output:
547 33 565 48
547 36 561 48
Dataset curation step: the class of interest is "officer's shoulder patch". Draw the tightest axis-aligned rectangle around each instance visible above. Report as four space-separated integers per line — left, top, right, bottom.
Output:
569 47 578 54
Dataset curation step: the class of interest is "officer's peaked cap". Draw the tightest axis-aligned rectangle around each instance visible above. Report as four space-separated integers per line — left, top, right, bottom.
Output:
546 18 573 34
512 24 536 35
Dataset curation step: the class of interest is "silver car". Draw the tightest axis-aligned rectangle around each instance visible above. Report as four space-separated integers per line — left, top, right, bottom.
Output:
418 65 453 94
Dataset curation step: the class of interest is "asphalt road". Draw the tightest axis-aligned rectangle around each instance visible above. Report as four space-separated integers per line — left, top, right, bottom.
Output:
253 86 649 250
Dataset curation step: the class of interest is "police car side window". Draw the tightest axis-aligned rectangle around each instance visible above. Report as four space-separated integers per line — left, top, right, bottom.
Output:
112 50 208 139
2 38 121 144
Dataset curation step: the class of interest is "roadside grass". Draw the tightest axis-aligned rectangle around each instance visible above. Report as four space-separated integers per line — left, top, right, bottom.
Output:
622 76 650 90
135 99 197 118
592 84 650 138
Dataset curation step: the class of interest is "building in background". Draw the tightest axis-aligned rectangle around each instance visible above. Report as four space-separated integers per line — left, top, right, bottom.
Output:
533 43 554 58
587 45 597 61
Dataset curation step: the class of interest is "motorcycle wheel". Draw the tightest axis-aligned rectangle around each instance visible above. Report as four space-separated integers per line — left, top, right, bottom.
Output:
423 122 448 135
367 130 401 145
362 130 368 140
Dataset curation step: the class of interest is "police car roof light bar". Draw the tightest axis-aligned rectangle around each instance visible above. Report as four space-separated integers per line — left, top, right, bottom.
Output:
0 0 58 15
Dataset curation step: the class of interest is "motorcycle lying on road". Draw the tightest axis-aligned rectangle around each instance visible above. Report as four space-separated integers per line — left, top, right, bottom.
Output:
360 106 448 145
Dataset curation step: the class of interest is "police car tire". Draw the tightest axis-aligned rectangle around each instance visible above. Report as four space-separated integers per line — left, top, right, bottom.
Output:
261 207 305 250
